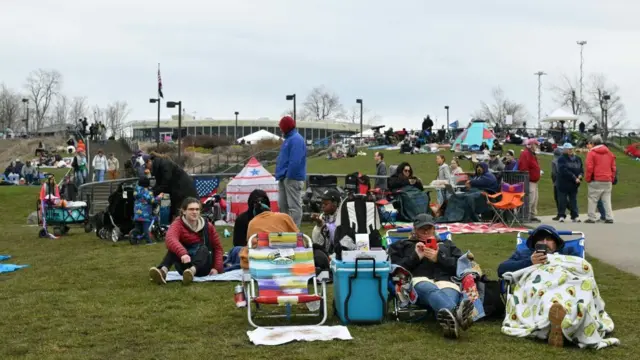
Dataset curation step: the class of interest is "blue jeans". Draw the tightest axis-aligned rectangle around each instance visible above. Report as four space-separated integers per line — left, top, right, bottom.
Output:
95 170 105 182
414 281 461 312
24 174 34 184
597 200 606 220
75 169 87 186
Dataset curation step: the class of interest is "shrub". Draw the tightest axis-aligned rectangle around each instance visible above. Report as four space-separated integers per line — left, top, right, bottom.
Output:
183 135 234 149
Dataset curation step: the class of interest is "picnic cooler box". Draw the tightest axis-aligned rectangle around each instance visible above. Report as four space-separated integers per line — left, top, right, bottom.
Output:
331 258 390 324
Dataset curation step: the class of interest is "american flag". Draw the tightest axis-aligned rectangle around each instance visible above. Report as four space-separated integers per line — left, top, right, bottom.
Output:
157 63 164 99
194 176 219 202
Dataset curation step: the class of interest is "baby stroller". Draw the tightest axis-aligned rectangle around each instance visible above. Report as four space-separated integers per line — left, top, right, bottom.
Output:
202 194 226 222
303 175 342 215
95 181 136 242
344 172 371 197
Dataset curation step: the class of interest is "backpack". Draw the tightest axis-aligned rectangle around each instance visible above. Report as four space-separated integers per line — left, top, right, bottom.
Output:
396 186 429 222
333 195 382 260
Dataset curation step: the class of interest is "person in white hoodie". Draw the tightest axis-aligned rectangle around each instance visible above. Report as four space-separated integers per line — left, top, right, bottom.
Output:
92 149 107 182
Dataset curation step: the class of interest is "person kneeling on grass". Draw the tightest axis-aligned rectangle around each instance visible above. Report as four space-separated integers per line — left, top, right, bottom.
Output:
388 214 475 339
149 197 224 285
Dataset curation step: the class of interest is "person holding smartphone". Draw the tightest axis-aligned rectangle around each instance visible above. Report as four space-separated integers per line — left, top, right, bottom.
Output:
497 225 579 277
388 214 474 339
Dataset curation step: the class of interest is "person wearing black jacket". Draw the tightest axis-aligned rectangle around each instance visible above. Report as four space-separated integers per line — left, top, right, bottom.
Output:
232 189 266 247
148 154 198 220
555 143 583 222
388 162 424 192
388 214 474 339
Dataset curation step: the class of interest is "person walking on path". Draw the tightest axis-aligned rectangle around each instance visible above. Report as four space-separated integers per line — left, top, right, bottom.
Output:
92 149 107 182
556 143 583 223
275 116 307 227
107 153 120 180
585 135 616 224
517 139 541 222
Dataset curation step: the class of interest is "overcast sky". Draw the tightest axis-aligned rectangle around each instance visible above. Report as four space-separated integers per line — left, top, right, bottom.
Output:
1 0 638 130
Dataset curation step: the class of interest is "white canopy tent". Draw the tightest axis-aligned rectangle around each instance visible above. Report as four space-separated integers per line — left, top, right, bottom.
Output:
542 108 579 123
237 129 282 143
350 129 377 138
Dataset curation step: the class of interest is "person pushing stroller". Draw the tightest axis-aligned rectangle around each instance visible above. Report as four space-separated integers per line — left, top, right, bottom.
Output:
133 177 163 244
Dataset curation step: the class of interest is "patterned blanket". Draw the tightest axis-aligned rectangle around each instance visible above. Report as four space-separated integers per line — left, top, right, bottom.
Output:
502 255 619 349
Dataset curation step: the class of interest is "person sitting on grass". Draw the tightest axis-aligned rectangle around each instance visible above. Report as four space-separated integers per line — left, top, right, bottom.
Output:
133 177 163 244
388 214 475 339
498 225 618 349
149 197 224 285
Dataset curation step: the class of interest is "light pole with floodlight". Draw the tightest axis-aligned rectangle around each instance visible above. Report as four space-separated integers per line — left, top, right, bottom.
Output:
166 101 183 162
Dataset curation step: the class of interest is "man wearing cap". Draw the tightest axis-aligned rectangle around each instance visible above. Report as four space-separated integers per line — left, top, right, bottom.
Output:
388 214 475 339
488 152 505 172
275 116 307 227
555 143 583 222
518 139 541 222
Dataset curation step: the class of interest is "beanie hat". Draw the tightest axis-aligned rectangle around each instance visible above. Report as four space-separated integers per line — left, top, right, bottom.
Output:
279 116 295 134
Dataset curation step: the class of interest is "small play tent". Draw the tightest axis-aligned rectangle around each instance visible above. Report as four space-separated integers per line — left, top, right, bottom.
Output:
237 130 281 143
451 119 496 151
225 157 279 223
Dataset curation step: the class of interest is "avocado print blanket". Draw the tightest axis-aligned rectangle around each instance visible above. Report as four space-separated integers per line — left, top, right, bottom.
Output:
501 254 619 349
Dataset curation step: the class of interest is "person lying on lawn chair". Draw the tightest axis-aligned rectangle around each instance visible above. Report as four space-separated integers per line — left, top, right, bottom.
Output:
388 214 475 339
497 225 618 349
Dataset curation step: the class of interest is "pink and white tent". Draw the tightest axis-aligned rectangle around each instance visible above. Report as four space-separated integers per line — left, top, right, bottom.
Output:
226 157 279 223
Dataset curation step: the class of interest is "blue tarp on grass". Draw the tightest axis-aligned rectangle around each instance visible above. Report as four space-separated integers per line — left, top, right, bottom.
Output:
0 255 28 274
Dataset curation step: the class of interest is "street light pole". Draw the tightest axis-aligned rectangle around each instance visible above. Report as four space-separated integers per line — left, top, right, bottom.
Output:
356 99 363 141
577 40 587 114
167 101 183 163
21 98 29 135
534 71 547 129
234 111 239 139
286 94 296 125
149 97 161 145
444 105 450 132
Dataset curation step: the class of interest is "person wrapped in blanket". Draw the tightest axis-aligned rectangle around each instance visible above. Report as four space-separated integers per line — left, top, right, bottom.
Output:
148 197 224 285
133 177 163 244
388 214 475 339
498 225 619 349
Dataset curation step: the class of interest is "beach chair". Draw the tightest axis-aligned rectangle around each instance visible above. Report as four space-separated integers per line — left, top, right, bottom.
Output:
500 230 586 302
244 232 330 328
485 182 526 227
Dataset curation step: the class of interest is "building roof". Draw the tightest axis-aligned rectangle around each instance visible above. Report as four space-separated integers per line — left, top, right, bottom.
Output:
129 117 371 132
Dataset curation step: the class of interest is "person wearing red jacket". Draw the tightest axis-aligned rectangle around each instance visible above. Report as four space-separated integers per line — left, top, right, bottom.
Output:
149 197 224 285
517 139 542 222
585 135 616 224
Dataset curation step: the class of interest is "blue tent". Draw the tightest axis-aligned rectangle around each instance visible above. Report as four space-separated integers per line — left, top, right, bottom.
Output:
451 120 496 151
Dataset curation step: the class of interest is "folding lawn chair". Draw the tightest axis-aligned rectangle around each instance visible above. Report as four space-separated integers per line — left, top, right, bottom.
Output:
243 232 330 328
485 182 526 227
500 230 586 303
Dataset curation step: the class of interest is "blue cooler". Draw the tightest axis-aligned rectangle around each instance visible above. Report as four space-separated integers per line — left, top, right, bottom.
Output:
331 258 390 324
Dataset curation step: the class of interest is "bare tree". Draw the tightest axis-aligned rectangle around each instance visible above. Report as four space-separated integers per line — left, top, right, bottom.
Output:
53 94 70 126
0 84 23 131
69 96 88 124
472 87 529 127
583 73 626 140
302 86 344 121
92 105 105 124
551 74 584 115
341 105 382 125
280 108 309 122
24 69 62 131
104 101 130 137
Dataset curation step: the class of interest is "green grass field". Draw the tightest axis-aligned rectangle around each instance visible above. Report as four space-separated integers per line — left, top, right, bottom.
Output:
1 150 640 360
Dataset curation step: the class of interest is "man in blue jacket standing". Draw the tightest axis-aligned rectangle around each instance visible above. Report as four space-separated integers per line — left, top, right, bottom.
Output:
275 116 307 227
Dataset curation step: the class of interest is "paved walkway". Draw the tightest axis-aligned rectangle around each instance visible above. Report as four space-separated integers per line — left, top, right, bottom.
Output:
538 207 640 277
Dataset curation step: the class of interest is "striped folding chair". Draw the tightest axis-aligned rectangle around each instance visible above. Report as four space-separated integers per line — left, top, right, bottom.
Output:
244 232 330 328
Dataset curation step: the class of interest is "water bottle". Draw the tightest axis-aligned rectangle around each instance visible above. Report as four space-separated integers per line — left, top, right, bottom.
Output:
234 284 247 308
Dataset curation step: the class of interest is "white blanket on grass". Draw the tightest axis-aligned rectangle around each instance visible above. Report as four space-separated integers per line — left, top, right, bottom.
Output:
165 269 242 282
502 254 619 349
247 326 352 346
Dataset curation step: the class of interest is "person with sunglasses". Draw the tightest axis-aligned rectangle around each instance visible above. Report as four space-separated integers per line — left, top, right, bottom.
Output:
148 197 224 285
388 161 424 192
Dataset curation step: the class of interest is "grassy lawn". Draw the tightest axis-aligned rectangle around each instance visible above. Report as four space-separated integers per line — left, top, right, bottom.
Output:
295 144 640 215
1 184 640 359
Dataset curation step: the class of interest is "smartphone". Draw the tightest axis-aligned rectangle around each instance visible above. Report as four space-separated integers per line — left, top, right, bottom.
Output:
535 243 548 254
424 236 438 250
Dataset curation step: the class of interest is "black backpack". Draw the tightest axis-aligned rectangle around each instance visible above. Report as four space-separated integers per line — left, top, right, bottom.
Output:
333 195 383 260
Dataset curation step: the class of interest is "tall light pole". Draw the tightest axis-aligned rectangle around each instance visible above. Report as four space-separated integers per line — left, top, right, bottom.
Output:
166 101 182 162
21 98 29 135
534 71 547 129
577 40 587 114
149 97 161 145
444 105 450 133
356 99 363 141
286 94 296 125
234 111 239 139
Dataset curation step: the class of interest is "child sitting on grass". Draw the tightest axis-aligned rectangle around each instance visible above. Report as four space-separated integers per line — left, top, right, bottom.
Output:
133 177 162 244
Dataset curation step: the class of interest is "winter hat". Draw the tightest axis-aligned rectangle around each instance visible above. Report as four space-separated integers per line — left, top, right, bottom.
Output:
279 116 295 134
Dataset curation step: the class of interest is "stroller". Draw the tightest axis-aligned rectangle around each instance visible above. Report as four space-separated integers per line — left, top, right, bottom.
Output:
303 175 342 215
95 181 136 242
202 194 226 222
343 172 372 198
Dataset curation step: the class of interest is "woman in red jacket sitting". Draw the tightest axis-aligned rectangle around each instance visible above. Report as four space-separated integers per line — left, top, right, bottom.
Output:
149 197 224 285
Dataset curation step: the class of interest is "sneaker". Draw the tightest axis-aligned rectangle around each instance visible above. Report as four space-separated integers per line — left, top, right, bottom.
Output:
571 218 581 223
149 267 166 285
182 268 194 285
436 308 460 339
584 219 596 224
558 217 565 223
455 299 475 331
551 216 561 221
605 219 614 224
548 303 567 347
529 217 541 223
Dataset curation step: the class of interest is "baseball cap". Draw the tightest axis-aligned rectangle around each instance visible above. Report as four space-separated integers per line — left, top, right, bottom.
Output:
526 139 540 146
562 143 574 149
506 149 515 157
413 214 435 229
321 188 341 202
